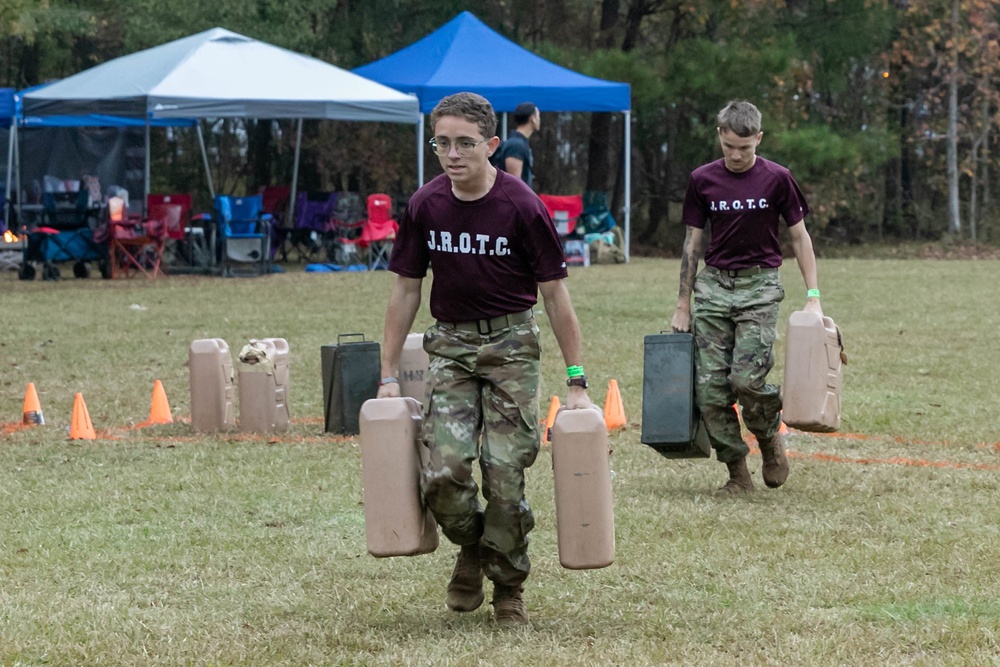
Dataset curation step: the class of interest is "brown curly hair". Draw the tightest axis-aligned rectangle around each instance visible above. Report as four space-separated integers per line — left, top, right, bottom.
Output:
430 92 498 139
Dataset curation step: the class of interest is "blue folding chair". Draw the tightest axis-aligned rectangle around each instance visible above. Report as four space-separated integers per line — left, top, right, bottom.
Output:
215 194 272 276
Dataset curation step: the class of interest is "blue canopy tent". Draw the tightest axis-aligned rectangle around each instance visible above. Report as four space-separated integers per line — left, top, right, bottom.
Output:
0 88 12 120
354 11 633 259
3 85 197 228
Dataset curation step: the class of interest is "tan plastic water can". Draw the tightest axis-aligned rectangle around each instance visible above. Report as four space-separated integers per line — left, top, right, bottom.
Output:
237 338 290 433
359 397 438 557
399 332 429 403
551 407 615 569
782 311 843 432
189 338 235 433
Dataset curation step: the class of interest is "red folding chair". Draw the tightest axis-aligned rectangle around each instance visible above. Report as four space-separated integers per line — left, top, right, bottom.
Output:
262 186 293 261
358 194 398 270
538 194 583 236
147 203 184 272
147 193 211 269
107 196 167 279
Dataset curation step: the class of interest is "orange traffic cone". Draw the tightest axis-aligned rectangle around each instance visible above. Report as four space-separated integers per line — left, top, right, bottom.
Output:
138 380 173 427
69 393 96 440
604 379 626 430
543 395 561 444
22 382 44 425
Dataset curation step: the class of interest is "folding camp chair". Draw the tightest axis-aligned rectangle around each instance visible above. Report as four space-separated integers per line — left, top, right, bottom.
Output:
285 191 336 262
145 202 184 271
324 192 366 268
40 188 97 229
538 194 583 237
580 190 617 235
358 194 398 270
215 194 272 277
261 185 292 261
147 193 211 271
262 186 291 229
333 192 365 228
106 195 166 279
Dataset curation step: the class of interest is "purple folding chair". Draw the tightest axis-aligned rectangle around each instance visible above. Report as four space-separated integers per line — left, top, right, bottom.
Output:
286 191 336 262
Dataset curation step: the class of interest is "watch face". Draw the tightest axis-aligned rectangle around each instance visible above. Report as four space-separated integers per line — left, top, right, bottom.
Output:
567 377 589 389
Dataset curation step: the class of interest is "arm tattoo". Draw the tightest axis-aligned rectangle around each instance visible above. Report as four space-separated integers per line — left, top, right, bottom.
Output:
677 230 702 301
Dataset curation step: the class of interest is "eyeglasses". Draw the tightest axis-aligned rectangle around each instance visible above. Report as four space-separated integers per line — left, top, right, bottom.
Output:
429 137 488 157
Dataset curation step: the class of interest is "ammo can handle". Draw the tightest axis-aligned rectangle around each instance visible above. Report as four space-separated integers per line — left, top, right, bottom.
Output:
338 332 367 344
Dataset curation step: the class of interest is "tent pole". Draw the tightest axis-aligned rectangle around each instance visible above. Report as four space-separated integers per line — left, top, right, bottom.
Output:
624 110 631 263
289 118 302 230
196 121 215 199
4 121 13 224
14 123 22 230
144 118 151 215
417 114 425 187
502 112 508 139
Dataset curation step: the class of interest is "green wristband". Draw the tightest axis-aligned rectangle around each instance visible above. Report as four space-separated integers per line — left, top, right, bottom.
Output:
807 289 821 299
567 365 585 378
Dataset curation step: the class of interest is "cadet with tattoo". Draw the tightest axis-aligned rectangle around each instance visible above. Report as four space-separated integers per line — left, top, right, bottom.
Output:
670 100 822 494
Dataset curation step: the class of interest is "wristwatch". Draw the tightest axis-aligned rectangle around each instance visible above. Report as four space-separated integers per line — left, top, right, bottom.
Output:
567 376 589 389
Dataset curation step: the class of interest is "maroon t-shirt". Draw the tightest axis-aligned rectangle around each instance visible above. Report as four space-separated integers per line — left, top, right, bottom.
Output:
682 156 810 271
389 170 568 323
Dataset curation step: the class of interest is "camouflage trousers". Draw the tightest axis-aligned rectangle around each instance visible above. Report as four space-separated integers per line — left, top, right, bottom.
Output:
693 266 785 463
420 317 541 588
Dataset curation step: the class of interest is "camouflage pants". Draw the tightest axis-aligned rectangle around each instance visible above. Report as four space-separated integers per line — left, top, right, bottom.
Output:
693 266 784 463
420 318 541 588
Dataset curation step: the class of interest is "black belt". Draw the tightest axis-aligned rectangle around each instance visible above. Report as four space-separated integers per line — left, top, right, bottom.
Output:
441 309 534 335
716 266 779 278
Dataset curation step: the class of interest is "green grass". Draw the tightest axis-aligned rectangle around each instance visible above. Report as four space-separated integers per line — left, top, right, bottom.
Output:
1 257 998 666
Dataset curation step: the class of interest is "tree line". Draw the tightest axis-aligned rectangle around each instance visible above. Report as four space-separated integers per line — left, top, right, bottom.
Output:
2 0 997 250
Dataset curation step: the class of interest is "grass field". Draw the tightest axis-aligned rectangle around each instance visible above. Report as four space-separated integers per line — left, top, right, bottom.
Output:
1 257 998 666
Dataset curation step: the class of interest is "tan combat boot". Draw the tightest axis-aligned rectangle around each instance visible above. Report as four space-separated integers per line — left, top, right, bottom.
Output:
491 584 528 625
759 433 789 488
715 456 754 495
446 543 484 612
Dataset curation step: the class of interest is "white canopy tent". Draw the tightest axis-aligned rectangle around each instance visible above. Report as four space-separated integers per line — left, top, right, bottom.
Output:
22 27 421 220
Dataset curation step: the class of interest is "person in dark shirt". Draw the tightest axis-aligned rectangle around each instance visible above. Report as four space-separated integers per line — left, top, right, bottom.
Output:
494 102 539 188
670 99 823 495
377 92 593 625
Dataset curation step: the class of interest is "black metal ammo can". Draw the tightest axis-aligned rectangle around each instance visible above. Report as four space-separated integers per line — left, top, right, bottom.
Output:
640 332 710 459
321 333 381 435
